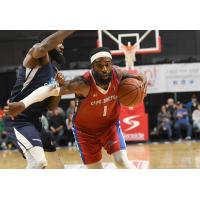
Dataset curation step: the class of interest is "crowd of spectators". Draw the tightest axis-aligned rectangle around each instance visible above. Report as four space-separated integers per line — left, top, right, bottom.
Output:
153 94 200 141
42 100 76 148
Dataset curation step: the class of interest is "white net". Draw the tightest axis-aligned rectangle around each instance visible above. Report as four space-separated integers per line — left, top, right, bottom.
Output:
122 43 137 70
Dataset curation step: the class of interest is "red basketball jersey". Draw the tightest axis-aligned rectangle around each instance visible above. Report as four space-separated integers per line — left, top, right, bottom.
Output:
73 68 121 134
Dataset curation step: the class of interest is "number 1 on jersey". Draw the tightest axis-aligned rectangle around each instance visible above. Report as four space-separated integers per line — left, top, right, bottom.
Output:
103 105 108 117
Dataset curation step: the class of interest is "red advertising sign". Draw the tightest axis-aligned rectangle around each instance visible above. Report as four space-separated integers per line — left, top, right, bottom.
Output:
120 104 149 141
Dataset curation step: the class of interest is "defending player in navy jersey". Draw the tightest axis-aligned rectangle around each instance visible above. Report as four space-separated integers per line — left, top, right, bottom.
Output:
4 30 75 169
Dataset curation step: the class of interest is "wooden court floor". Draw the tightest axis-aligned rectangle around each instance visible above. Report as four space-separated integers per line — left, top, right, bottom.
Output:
1 140 200 169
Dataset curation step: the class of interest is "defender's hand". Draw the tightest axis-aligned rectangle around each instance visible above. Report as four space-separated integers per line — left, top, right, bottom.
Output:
55 72 65 86
4 102 26 118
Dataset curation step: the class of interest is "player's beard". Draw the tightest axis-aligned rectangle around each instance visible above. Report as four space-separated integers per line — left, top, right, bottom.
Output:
92 69 112 85
49 49 66 69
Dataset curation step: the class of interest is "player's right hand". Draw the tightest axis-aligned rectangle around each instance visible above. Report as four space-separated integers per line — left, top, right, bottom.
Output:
4 102 26 118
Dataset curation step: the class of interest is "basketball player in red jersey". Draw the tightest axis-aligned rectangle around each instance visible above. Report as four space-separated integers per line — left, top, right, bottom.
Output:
5 47 147 169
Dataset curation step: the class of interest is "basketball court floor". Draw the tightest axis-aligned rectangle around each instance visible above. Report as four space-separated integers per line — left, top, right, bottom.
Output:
1 140 200 169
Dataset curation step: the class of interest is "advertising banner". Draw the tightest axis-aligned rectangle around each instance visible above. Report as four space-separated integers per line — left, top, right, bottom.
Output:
135 62 200 93
120 104 149 141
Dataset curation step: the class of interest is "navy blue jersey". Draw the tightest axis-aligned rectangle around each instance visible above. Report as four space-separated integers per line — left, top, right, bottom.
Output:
8 62 57 127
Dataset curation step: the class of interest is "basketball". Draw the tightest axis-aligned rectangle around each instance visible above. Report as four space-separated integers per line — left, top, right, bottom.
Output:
117 78 145 106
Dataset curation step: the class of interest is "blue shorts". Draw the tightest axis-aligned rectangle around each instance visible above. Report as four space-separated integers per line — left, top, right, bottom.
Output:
5 119 56 155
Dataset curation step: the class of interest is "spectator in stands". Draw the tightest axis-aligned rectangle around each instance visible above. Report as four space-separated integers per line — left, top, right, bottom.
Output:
165 98 176 123
57 106 65 118
185 94 198 112
66 100 75 118
49 107 65 146
174 101 192 140
185 94 198 121
40 112 57 151
192 103 200 136
66 112 75 146
157 105 173 140
46 110 53 121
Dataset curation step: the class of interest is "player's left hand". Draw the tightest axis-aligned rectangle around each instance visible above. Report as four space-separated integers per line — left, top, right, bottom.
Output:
135 74 147 86
135 73 147 97
55 72 65 86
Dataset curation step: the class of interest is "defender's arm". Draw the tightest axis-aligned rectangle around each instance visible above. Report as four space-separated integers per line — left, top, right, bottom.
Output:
4 76 89 117
31 31 75 59
23 30 75 68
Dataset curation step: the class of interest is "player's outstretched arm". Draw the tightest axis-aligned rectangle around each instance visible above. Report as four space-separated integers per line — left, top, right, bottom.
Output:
30 30 75 59
59 76 89 97
4 76 89 117
23 30 75 68
4 84 61 117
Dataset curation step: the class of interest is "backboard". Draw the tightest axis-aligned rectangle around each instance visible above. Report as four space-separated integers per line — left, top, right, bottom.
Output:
97 30 161 56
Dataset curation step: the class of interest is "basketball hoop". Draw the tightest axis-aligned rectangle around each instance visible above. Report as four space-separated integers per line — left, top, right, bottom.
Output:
97 30 161 68
121 43 137 70
98 30 161 69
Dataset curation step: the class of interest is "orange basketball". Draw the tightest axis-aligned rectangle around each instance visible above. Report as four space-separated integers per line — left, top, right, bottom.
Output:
117 78 145 106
